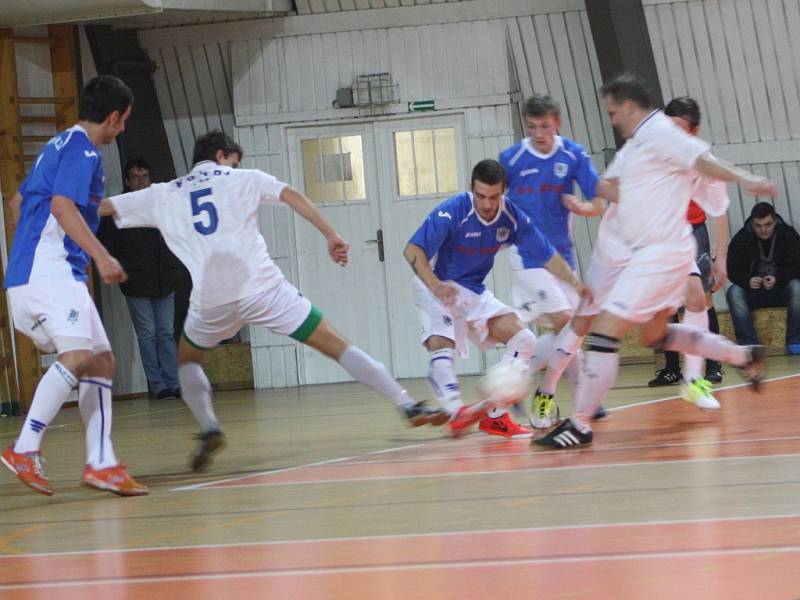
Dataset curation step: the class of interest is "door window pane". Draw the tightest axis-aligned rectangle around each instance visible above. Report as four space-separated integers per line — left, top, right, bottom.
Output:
301 135 366 204
393 127 459 198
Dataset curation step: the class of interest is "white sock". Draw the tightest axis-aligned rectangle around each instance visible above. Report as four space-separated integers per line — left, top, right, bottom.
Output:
572 335 619 428
541 324 584 395
338 345 415 408
489 329 537 418
660 324 749 366
530 333 555 372
178 362 219 432
501 328 536 362
427 348 462 415
15 362 77 454
564 349 583 389
79 377 118 469
682 309 708 382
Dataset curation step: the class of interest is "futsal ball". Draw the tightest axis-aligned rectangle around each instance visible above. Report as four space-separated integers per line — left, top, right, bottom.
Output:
479 360 533 408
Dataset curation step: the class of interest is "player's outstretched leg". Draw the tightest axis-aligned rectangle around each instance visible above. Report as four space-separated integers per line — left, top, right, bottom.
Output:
303 317 448 428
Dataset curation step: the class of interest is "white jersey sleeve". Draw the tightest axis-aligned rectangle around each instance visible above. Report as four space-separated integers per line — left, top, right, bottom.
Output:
255 171 287 205
656 120 710 170
691 176 730 217
110 185 162 229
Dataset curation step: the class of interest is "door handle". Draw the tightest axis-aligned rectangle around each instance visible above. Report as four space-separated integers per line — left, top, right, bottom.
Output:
364 229 384 262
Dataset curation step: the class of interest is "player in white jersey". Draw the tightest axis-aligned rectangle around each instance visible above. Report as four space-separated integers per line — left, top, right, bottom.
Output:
499 93 607 428
1 76 148 496
103 131 447 471
535 73 777 449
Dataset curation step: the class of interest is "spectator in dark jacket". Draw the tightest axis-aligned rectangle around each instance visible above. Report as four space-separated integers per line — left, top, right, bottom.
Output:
726 202 800 354
98 159 183 398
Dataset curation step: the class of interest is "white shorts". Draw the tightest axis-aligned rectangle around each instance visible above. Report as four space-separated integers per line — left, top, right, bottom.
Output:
7 279 111 354
602 242 695 324
184 279 313 349
510 267 580 325
575 254 627 318
413 278 514 358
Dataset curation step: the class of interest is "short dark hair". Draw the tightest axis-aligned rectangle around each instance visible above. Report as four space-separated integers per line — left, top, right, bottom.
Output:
522 94 561 118
751 201 776 220
600 72 654 109
124 158 151 180
664 96 701 128
78 75 133 124
471 159 506 188
192 130 243 165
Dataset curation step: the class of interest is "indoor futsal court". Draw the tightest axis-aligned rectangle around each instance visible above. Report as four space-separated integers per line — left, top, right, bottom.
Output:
1 357 799 599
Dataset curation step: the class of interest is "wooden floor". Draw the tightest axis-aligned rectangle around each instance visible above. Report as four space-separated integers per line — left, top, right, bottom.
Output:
1 356 799 599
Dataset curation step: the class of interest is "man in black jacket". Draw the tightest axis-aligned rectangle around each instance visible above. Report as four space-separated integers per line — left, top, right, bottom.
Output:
99 159 183 398
726 202 800 354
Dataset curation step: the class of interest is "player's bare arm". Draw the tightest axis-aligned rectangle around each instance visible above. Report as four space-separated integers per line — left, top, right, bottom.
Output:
543 252 593 304
694 153 778 198
403 243 458 307
50 195 126 284
279 185 349 266
596 178 619 203
709 213 730 292
561 193 605 217
98 197 116 218
9 191 22 230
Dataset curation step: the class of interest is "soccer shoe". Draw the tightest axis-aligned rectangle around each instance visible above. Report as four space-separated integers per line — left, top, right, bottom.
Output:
647 368 682 387
1 446 53 496
681 378 720 411
81 464 149 496
189 429 227 471
592 406 608 420
739 345 766 391
705 361 723 383
529 390 558 429
532 418 593 449
479 412 533 439
448 405 485 438
401 402 450 427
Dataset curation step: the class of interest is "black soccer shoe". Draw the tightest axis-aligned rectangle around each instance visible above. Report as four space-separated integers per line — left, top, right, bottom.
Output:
705 361 723 383
532 418 593 449
402 402 450 427
739 345 766 392
647 368 682 387
189 429 227 472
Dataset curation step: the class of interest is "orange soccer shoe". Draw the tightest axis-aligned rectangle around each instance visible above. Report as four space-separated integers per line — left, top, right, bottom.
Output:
1 445 53 496
448 404 485 438
478 412 534 439
81 464 149 496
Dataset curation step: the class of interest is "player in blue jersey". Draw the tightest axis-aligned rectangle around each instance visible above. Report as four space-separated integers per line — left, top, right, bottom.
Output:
404 159 588 438
499 94 607 429
1 75 148 497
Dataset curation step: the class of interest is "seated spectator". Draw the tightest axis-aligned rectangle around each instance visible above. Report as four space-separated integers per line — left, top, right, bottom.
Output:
726 202 800 354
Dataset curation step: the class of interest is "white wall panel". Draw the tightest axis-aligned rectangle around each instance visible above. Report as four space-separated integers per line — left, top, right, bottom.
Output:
146 41 235 172
644 0 800 240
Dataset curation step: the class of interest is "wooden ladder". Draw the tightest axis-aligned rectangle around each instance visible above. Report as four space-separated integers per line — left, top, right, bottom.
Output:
0 25 80 414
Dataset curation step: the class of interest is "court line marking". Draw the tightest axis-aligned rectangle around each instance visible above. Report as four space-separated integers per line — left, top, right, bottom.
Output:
171 452 800 489
2 512 800 560
173 373 800 491
2 544 800 589
279 434 800 467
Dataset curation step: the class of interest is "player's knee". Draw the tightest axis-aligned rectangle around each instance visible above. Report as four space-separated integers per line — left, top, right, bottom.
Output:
91 350 116 377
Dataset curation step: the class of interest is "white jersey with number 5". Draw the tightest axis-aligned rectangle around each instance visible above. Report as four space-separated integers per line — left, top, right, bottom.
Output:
109 160 288 310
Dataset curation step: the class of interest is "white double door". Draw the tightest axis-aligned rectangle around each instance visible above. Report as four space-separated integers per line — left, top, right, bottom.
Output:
287 115 483 385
